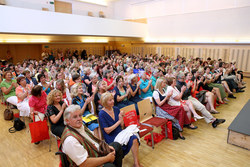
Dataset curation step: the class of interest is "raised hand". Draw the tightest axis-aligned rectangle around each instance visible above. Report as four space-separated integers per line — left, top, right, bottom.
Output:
167 89 173 97
181 85 187 92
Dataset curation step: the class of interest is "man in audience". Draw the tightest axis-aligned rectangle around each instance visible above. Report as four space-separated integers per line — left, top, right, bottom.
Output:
61 105 123 167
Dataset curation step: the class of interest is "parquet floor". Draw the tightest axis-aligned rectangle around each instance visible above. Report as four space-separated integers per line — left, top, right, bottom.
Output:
0 79 250 167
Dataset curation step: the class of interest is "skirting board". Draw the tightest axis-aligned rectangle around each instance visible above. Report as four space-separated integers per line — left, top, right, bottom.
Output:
227 130 250 150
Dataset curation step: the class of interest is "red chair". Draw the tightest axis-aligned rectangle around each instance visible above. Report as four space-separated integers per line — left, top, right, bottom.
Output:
137 99 168 139
121 104 155 149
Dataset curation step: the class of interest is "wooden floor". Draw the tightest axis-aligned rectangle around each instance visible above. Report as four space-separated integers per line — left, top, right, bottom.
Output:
1 79 250 167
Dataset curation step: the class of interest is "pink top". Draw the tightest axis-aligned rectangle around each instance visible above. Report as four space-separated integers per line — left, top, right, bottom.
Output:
29 91 47 114
16 85 32 103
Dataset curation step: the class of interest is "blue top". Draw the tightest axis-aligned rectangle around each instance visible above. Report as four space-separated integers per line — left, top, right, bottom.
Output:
113 86 127 105
129 83 142 103
26 77 38 86
133 69 139 74
72 95 90 116
139 79 153 99
99 106 123 144
150 76 157 88
42 86 51 95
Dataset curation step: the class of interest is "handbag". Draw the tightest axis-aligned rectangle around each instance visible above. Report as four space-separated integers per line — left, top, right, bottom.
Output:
82 114 98 127
4 108 13 120
29 115 50 143
123 110 139 127
144 132 165 146
9 118 25 133
161 121 179 140
195 90 207 104
67 125 111 156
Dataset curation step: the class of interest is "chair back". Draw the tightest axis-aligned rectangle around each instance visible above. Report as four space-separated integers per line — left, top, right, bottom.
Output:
120 104 136 114
137 98 153 122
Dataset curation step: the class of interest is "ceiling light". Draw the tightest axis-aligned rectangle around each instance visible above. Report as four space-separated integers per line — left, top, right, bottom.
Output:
82 39 108 43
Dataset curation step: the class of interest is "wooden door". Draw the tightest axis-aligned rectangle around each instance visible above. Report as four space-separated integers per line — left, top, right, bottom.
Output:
54 0 72 14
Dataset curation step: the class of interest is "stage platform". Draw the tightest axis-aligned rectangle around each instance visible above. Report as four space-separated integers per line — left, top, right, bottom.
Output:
228 99 250 150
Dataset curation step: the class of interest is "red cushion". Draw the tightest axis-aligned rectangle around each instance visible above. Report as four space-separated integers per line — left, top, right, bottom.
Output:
138 124 153 137
143 117 167 127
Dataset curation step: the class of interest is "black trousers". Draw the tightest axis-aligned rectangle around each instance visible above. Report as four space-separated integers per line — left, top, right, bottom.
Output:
104 142 124 167
223 78 238 91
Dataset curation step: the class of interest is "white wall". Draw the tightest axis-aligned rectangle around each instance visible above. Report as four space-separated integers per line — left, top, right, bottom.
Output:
0 5 147 37
113 0 250 20
5 0 114 18
146 6 250 42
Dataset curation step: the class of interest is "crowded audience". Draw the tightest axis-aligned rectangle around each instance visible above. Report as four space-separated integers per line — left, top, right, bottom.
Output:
1 50 247 166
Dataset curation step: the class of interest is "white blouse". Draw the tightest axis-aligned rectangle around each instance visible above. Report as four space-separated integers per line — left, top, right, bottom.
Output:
165 86 181 106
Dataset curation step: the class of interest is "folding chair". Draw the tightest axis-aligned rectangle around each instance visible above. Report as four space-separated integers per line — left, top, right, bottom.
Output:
121 104 155 149
45 113 60 152
137 99 168 138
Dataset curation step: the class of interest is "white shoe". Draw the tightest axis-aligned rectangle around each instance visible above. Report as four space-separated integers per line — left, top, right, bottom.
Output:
194 115 204 121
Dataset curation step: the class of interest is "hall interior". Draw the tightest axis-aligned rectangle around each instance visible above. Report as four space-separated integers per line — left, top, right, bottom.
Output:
0 0 250 167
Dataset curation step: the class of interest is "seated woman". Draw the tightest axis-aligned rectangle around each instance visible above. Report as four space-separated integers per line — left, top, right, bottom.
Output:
197 75 224 105
139 71 153 99
55 79 72 106
103 70 115 91
186 72 219 114
23 70 38 86
99 92 142 167
71 83 99 137
0 71 18 106
127 74 143 104
153 78 190 140
29 85 47 121
203 66 228 103
16 76 32 118
166 77 202 126
82 67 92 88
38 74 53 95
47 90 67 138
89 73 98 94
113 76 135 109
94 79 109 115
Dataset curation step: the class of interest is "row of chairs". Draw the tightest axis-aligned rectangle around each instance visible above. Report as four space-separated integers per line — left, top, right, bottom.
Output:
121 98 168 149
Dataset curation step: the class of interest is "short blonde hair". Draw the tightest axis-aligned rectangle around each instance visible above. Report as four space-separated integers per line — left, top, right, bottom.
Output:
47 89 62 106
100 92 113 108
71 83 82 98
155 77 165 90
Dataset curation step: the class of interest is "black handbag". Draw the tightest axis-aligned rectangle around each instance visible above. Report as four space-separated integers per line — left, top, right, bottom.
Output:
172 126 179 140
9 118 26 133
195 90 207 104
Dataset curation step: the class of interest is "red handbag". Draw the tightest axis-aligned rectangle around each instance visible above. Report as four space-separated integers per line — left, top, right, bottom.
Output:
161 120 173 140
29 115 50 143
123 110 139 127
144 132 165 146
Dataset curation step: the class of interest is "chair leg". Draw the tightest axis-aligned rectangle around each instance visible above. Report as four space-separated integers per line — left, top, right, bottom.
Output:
49 131 52 152
150 131 154 149
165 123 168 139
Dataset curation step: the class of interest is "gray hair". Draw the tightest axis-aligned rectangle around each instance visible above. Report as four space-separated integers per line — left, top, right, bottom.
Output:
152 69 159 76
126 67 132 72
83 67 91 74
177 72 185 79
64 105 81 125
103 70 111 78
89 72 96 80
